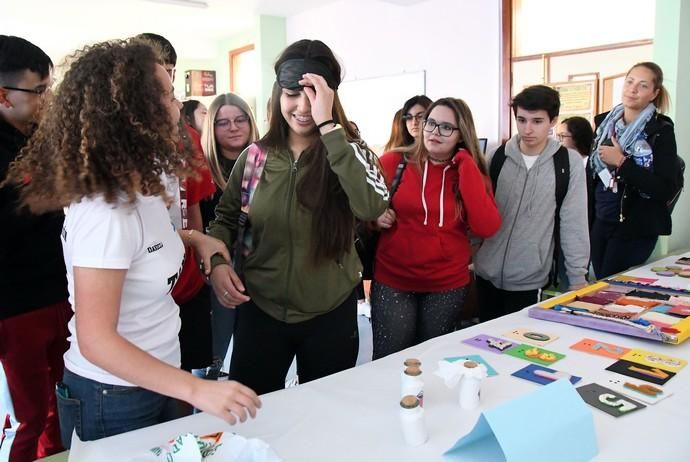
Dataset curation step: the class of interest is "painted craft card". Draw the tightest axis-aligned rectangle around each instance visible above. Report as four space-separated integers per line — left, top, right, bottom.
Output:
667 305 690 316
502 328 558 346
461 334 515 354
620 349 687 373
675 256 690 266
606 359 675 385
569 338 631 359
504 344 564 366
596 374 672 405
511 364 581 386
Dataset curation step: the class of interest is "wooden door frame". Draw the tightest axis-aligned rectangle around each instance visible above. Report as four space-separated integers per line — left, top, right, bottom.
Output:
228 44 255 92
500 0 512 143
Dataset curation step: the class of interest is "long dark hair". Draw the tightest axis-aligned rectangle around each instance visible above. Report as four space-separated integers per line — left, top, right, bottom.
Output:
399 95 432 147
259 39 363 264
561 116 594 157
383 108 403 152
181 99 200 127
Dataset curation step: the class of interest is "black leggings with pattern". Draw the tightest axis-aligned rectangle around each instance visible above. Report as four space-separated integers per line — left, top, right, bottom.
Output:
370 281 466 360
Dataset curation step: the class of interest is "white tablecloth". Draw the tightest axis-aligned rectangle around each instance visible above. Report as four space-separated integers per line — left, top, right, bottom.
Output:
69 301 690 461
612 253 690 292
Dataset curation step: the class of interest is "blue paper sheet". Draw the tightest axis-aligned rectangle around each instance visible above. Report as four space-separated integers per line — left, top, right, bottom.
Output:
444 379 597 462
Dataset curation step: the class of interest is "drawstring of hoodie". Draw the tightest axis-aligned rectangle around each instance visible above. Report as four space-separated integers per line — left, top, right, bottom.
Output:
421 159 452 227
438 164 451 226
421 160 429 225
525 161 540 217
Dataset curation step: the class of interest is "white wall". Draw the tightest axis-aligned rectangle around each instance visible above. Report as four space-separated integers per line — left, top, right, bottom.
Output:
655 0 690 255
513 0 655 56
286 0 502 146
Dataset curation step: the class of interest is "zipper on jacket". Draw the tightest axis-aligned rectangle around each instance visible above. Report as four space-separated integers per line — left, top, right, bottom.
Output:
283 157 299 322
619 184 627 223
499 166 530 288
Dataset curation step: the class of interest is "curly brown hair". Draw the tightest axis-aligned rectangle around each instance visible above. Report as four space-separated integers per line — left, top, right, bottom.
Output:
4 38 191 213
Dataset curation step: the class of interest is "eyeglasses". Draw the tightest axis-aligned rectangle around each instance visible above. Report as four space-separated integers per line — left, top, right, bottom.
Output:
214 116 249 128
402 113 424 123
423 119 458 137
557 133 572 141
2 84 50 95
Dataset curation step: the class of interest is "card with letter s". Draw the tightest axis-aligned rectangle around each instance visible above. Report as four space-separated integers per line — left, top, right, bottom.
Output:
576 383 645 417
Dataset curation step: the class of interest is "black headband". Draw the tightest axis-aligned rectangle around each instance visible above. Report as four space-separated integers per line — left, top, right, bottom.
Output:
276 58 339 91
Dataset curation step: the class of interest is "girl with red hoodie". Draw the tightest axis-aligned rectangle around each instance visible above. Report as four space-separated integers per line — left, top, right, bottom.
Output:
371 98 501 359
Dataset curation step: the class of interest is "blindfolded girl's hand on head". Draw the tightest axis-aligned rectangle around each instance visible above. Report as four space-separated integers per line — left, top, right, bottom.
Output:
299 73 334 128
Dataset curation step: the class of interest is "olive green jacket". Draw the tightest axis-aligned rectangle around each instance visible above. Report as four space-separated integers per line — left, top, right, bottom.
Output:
209 127 389 323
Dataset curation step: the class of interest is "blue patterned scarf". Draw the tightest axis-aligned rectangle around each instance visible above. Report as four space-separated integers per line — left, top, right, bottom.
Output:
590 102 656 186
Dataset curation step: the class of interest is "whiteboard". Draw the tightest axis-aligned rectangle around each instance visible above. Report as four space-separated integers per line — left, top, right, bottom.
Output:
338 70 426 153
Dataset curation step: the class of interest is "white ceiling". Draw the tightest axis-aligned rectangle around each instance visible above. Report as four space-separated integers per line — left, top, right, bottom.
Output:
1 0 351 62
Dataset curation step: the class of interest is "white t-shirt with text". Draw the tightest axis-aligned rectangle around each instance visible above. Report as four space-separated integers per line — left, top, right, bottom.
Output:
62 194 184 386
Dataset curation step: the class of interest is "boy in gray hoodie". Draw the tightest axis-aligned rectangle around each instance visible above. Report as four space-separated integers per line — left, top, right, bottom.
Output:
474 85 589 321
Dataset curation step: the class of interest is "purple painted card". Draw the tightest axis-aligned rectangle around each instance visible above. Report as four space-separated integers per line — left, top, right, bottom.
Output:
461 334 515 354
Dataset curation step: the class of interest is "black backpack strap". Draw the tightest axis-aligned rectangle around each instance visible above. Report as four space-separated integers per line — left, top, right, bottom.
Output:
489 144 507 194
644 113 672 148
553 146 570 213
233 146 266 276
549 146 570 288
355 153 407 280
389 153 407 198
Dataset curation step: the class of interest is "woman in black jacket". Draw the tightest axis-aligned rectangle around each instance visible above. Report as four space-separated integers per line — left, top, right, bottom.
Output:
587 62 680 279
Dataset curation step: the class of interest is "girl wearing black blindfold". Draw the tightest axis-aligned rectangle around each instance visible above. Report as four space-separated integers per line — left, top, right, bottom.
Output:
207 39 390 394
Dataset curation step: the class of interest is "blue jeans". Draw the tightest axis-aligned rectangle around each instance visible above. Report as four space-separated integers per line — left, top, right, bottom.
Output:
55 369 178 447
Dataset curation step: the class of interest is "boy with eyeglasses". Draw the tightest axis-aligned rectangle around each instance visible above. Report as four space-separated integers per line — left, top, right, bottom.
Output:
473 85 589 321
0 35 71 462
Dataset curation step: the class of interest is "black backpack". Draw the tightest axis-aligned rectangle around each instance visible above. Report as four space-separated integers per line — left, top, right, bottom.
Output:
489 145 570 287
667 156 684 213
641 115 683 213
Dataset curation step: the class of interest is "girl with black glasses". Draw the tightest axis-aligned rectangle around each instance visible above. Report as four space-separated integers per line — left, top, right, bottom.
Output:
370 98 501 359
